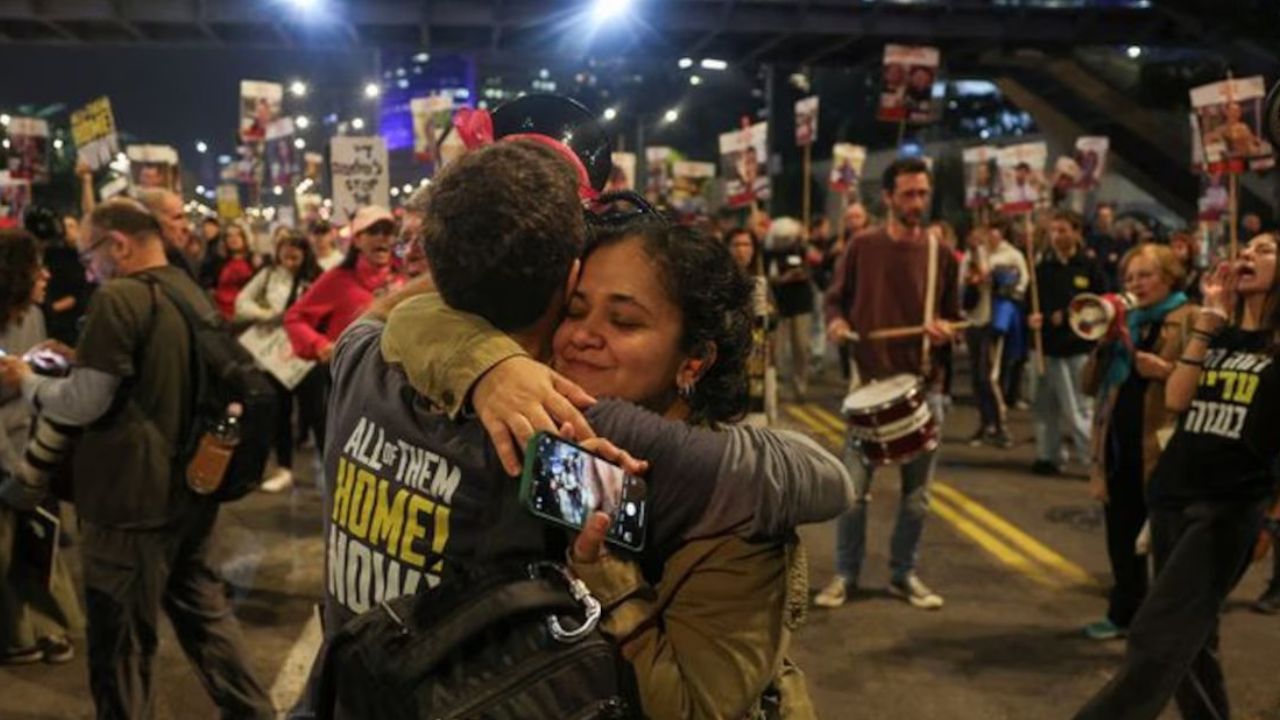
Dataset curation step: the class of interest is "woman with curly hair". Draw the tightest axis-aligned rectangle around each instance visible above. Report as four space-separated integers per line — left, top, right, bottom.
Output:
0 228 82 665
394 218 821 718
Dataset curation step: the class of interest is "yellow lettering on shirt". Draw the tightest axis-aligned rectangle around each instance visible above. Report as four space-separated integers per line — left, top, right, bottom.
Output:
348 469 377 540
332 457 355 525
369 480 408 552
399 494 434 566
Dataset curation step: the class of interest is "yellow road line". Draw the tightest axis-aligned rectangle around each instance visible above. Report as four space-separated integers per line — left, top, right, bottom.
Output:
783 404 843 446
932 482 1097 588
930 495 1065 590
803 403 846 434
788 401 1096 590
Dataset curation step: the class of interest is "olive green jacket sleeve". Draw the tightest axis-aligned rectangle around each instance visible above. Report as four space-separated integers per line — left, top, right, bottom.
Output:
569 537 815 720
379 292 527 418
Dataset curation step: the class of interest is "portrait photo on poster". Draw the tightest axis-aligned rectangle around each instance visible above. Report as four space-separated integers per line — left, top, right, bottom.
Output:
718 122 770 208
239 80 283 144
878 45 941 124
1190 76 1276 172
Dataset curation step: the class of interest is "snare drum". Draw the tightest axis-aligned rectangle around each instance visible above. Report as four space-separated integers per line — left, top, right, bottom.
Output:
840 374 938 466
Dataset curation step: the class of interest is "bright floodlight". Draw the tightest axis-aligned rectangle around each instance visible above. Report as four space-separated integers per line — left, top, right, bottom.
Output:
700 58 728 71
413 52 430 63
591 0 633 23
390 187 401 197
273 185 284 196
363 82 381 98
296 115 310 129
195 141 208 153
289 80 308 97
1126 45 1142 59
351 117 366 130
196 185 206 194
602 107 618 121
294 138 307 149
690 75 702 86
663 108 679 124
677 58 693 69
289 0 317 9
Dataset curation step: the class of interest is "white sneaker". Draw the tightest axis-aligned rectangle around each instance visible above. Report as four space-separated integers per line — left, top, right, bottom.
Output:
888 574 944 610
813 577 851 608
260 468 294 493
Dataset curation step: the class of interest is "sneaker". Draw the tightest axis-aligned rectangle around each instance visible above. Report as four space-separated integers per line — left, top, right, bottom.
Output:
813 577 851 608
1013 400 1031 411
1253 585 1280 615
1083 618 1126 640
1 646 43 665
1030 460 1060 476
260 468 294 494
40 636 74 664
967 427 991 447
888 574 944 610
990 430 1015 449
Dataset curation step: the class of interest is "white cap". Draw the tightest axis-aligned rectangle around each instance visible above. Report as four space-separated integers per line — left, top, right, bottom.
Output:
349 205 395 235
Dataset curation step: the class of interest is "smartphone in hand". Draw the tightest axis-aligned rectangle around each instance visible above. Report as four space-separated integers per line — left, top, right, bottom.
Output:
520 432 648 552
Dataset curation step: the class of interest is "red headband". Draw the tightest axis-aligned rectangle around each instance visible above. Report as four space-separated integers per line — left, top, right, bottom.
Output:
452 107 598 200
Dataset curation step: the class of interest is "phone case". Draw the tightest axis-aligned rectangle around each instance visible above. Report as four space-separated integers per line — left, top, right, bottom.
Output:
520 431 646 552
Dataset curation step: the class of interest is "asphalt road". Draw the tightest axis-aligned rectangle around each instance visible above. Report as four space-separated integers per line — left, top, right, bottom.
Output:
3 368 1279 719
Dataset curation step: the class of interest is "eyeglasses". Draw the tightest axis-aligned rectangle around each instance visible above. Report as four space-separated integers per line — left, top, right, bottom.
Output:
78 234 111 267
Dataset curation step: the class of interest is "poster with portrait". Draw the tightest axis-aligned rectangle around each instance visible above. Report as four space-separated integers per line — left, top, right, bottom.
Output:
828 143 867 195
238 325 315 390
645 146 675 205
607 152 636 193
877 45 941 124
330 136 390 223
240 80 283 144
264 117 298 189
795 96 819 147
671 161 716 219
0 171 31 224
1050 155 1082 208
962 145 999 210
410 94 454 166
126 144 181 192
7 117 50 184
718 122 770 209
1190 76 1275 173
1073 136 1109 190
996 142 1047 214
1197 170 1229 221
70 96 120 171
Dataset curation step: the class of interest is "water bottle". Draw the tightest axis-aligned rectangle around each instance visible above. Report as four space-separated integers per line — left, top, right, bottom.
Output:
186 402 243 495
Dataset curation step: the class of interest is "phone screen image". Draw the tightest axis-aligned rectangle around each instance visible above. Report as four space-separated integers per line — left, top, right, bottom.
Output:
522 433 647 551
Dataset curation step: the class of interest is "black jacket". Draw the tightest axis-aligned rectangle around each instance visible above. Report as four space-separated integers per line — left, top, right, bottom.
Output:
1036 250 1108 357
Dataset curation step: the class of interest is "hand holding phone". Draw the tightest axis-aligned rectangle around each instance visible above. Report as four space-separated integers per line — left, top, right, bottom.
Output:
521 432 648 552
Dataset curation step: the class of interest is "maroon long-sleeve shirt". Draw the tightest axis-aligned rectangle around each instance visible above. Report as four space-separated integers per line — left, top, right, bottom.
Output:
823 227 961 384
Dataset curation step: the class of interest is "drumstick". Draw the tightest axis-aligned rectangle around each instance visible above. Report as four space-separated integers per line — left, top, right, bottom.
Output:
843 320 973 343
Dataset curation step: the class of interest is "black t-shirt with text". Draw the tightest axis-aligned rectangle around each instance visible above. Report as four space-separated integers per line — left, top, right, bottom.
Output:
1148 329 1280 507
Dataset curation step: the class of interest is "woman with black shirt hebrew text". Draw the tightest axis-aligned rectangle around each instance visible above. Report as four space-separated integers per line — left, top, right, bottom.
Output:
1076 232 1280 720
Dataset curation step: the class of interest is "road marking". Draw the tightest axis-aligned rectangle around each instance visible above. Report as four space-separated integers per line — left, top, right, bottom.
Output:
783 404 844 446
929 495 1065 590
803 402 846 434
785 402 1095 591
932 482 1097 588
269 611 323 716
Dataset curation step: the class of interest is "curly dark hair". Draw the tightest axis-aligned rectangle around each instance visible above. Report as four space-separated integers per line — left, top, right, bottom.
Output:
588 219 753 426
0 229 40 327
424 141 586 331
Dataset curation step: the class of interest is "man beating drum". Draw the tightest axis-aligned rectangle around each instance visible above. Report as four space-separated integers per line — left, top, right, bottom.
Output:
815 157 962 610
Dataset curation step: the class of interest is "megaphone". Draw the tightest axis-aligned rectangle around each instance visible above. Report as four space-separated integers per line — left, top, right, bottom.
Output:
1068 292 1135 342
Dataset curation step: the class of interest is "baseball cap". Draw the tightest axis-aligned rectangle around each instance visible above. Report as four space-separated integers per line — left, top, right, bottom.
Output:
350 205 395 235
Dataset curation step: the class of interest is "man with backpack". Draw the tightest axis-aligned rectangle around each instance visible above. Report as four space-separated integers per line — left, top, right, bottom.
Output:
0 198 274 719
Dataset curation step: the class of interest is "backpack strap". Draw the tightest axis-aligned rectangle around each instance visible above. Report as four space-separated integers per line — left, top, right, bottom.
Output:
128 273 208 458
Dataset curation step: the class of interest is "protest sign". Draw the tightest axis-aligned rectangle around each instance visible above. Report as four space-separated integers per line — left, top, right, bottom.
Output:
1190 76 1275 173
671 161 716 218
330 136 390 222
795 96 819 147
607 152 636 192
878 45 941 124
962 145 999 210
410 94 454 166
70 97 120 171
996 142 1048 214
829 143 867 193
645 146 675 205
238 325 316 390
7 117 50 184
240 80 283 144
718 122 770 208
1073 136 1109 190
126 144 181 192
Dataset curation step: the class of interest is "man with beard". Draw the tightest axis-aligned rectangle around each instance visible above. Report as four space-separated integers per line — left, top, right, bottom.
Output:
815 157 960 610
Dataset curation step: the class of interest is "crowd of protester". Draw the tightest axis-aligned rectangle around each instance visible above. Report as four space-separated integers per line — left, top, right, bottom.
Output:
0 108 1275 720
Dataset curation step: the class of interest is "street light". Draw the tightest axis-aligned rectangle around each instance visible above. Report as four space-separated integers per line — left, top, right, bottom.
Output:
351 117 366 131
195 141 208 153
663 108 679 124
602 107 618 121
689 75 702 86
591 0 633 23
273 185 284 196
677 58 693 69
53 138 64 150
1126 45 1143 59
296 115 310 129
363 82 381 99
289 80 308 97
700 58 728 71
294 138 306 150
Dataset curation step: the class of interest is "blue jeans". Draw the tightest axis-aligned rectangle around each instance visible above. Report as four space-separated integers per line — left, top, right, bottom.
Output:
1033 354 1092 465
834 393 944 586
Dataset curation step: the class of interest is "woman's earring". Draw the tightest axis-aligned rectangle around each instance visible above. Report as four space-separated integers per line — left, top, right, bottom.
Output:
678 380 696 399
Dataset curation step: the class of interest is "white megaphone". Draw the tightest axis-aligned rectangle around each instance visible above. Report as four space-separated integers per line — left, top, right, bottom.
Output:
1068 292 1135 342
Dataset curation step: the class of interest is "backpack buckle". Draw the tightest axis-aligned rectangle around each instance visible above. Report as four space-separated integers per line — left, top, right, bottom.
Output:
527 562 602 644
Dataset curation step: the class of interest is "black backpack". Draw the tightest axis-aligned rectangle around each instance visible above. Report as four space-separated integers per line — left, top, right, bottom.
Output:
137 276 278 502
316 560 637 720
